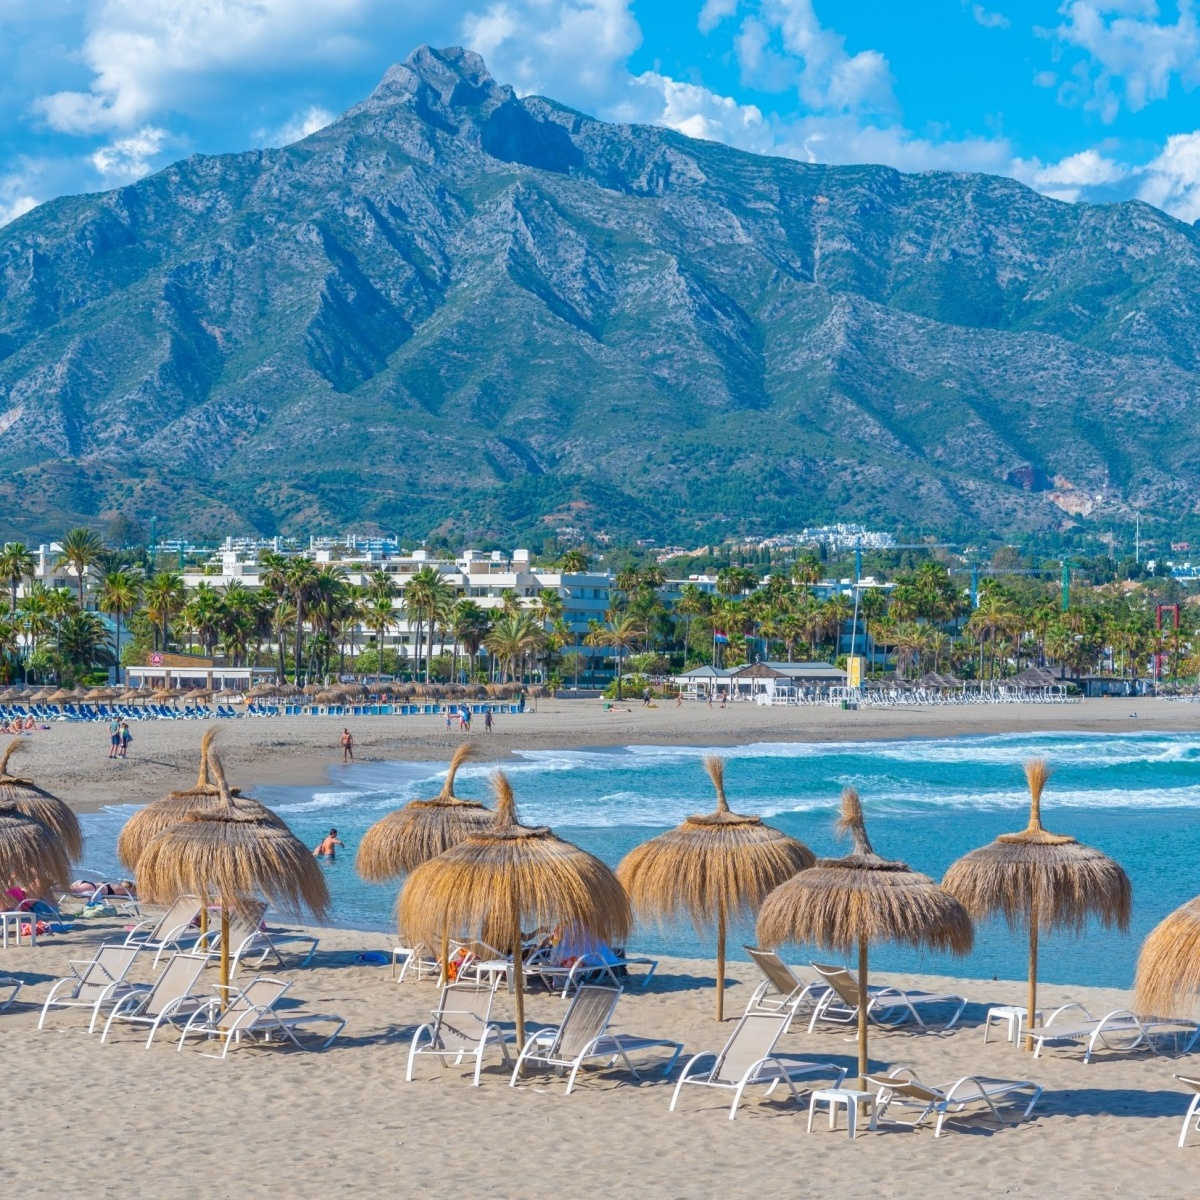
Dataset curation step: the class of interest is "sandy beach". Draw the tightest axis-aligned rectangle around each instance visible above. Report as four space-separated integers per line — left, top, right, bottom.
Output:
2 912 1197 1199
8 696 1199 813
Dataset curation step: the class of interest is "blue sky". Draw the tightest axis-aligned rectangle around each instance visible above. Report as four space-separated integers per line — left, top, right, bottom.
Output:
3 1 1200 227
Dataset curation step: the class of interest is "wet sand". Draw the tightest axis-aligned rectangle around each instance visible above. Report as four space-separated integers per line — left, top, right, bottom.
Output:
8 695 1198 813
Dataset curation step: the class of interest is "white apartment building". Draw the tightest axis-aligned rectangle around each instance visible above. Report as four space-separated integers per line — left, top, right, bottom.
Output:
182 547 613 679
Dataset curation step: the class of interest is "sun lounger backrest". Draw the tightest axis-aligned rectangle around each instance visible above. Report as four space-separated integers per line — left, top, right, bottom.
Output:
556 986 621 1059
746 946 801 998
147 896 200 941
812 963 860 1008
222 900 268 948
1177 1075 1200 1093
79 944 141 998
712 1011 789 1084
432 981 497 1050
222 976 290 1019
142 953 209 1016
866 1073 940 1103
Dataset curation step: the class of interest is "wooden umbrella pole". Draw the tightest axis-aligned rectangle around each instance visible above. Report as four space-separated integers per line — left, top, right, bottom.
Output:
857 936 869 1089
1025 896 1039 1052
440 924 450 987
220 906 231 1004
716 900 727 1022
511 883 526 1052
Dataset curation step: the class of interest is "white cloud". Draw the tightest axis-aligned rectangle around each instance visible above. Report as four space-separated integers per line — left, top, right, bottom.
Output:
1138 131 1200 222
1051 0 1200 121
264 106 335 148
698 0 739 34
90 125 168 181
733 0 894 113
971 4 1010 29
616 71 774 152
1033 69 1057 87
460 0 641 103
0 188 38 227
33 0 383 134
1012 147 1125 201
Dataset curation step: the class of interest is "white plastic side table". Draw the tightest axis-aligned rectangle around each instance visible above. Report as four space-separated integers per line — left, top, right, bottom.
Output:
984 1005 1042 1045
807 1088 874 1139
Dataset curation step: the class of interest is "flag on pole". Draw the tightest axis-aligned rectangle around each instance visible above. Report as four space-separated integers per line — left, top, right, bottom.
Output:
713 630 729 644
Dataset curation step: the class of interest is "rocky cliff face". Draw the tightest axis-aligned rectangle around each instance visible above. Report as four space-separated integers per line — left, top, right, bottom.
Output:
2 44 1198 542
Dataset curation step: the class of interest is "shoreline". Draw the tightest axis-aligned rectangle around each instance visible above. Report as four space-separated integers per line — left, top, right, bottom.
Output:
7 694 1198 814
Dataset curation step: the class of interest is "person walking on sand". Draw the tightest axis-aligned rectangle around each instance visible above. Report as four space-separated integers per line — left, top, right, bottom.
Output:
484 709 493 732
108 717 121 759
461 706 472 734
119 720 132 758
314 829 345 859
340 727 354 764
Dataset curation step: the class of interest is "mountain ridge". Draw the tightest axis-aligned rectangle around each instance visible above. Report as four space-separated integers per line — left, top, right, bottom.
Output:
1 43 1198 544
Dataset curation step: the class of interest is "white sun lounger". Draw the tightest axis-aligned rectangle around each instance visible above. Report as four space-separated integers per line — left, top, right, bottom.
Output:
177 976 346 1060
195 904 319 976
510 984 682 1093
531 950 660 998
1028 1004 1200 1064
745 946 829 1019
808 963 966 1033
407 977 512 1087
1175 1075 1200 1148
866 1069 1043 1137
670 1010 846 1120
38 943 144 1033
100 953 211 1048
123 896 202 966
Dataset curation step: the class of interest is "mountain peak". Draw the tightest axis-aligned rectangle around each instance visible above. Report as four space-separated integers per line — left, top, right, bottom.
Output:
363 45 510 117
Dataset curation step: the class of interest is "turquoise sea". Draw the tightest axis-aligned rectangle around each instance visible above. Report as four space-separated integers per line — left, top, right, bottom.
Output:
79 730 1200 988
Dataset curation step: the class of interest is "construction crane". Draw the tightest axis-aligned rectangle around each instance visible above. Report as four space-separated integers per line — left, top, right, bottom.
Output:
950 562 1071 611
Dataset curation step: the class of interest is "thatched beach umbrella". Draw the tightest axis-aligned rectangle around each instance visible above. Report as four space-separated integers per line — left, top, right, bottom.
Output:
758 787 972 1086
0 804 71 895
0 738 83 859
137 748 328 998
617 757 814 1021
398 771 630 1047
356 744 490 884
1135 898 1200 1018
117 729 280 870
943 759 1130 1048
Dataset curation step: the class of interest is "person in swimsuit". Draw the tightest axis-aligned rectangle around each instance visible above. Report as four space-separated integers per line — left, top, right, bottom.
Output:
340 728 354 763
314 828 345 859
108 717 121 758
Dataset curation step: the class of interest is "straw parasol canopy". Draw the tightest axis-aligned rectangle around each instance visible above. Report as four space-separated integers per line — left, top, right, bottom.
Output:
757 787 973 1086
356 743 491 883
47 688 73 704
943 759 1130 1048
137 747 329 998
398 770 630 1048
0 804 71 896
616 756 814 1021
0 738 83 860
1135 898 1200 1018
116 729 281 870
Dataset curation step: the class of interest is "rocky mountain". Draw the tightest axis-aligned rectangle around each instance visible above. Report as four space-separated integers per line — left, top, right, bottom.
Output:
2 44 1199 545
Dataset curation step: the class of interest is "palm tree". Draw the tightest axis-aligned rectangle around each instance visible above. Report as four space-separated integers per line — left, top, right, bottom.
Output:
182 583 223 657
0 542 35 617
283 556 320 682
99 567 143 684
59 611 113 675
404 566 454 683
364 594 397 675
143 571 185 651
484 612 545 682
56 527 104 609
586 613 645 699
675 584 711 663
451 599 491 682
557 549 590 573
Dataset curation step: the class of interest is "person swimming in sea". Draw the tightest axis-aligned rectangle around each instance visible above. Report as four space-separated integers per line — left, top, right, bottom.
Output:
314 828 345 860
